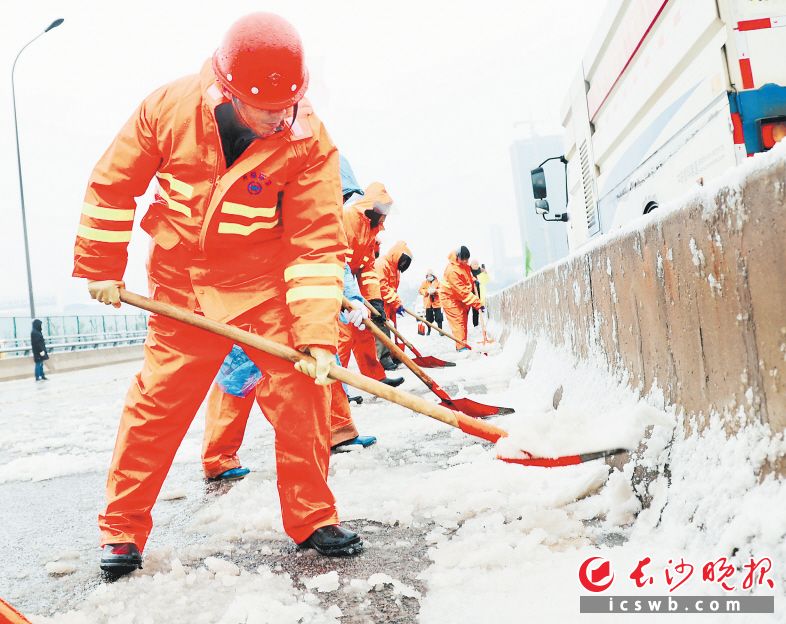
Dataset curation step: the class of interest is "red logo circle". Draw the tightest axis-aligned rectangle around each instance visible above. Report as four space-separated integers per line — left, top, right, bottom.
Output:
579 557 614 592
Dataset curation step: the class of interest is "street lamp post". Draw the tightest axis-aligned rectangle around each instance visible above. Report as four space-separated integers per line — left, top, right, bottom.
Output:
11 18 65 319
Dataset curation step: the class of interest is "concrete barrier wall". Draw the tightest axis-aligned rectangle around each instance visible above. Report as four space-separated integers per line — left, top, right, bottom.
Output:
490 155 786 435
0 344 144 382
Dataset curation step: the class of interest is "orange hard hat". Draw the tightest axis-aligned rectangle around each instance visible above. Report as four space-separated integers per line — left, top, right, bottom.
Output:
213 13 309 110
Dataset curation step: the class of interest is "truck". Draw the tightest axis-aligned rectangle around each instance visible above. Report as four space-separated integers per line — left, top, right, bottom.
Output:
531 0 786 250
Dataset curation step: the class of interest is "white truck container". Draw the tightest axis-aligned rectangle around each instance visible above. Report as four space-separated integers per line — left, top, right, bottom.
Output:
532 0 786 250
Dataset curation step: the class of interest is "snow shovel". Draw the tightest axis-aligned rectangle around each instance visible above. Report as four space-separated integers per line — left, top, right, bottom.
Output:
360 299 456 368
347 298 514 417
479 312 495 346
120 289 505 440
118 290 626 469
501 448 629 468
401 306 485 354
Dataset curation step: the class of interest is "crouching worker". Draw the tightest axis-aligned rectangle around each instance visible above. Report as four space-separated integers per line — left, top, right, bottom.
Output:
74 13 362 574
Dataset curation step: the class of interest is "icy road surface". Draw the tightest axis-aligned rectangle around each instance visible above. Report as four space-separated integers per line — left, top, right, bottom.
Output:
1 317 783 623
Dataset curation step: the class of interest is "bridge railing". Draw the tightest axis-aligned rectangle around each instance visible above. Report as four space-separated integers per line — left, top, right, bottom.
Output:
0 314 148 358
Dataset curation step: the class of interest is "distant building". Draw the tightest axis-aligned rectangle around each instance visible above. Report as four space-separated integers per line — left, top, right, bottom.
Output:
509 135 569 273
486 223 525 292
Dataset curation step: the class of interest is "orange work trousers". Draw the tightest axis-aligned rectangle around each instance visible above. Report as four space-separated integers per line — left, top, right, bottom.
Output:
99 299 337 549
202 376 358 478
337 321 386 380
442 296 470 350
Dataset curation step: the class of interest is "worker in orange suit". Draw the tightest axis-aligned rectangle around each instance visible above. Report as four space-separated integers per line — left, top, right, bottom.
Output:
339 183 404 384
375 240 413 327
418 269 443 334
439 245 482 351
73 13 362 575
374 241 413 356
201 155 377 481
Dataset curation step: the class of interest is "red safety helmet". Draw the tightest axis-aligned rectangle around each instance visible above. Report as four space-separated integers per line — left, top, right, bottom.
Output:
213 13 309 110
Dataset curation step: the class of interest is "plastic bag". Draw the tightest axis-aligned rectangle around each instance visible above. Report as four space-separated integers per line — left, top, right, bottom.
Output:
216 345 263 397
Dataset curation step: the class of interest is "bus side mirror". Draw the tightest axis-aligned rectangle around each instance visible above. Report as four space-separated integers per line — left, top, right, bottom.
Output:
535 199 550 215
531 167 548 200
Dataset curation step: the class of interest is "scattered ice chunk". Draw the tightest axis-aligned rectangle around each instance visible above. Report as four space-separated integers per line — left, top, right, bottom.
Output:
45 561 77 576
204 557 240 577
303 570 340 593
159 489 187 501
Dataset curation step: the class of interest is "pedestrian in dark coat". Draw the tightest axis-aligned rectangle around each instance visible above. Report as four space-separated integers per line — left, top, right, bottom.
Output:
31 319 48 381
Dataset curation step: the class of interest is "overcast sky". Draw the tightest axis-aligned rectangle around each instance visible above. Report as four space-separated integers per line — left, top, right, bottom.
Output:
0 0 606 314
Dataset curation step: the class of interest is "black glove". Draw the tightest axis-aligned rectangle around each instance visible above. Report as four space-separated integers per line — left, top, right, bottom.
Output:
368 298 387 321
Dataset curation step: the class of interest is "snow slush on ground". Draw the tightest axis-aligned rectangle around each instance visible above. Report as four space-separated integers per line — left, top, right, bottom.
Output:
1 315 783 623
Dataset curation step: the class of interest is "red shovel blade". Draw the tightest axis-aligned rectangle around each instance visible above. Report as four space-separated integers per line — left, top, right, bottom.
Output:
499 448 628 467
412 355 456 368
439 397 516 418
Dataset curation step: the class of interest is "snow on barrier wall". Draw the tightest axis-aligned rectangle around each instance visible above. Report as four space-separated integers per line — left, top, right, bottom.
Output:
490 147 786 442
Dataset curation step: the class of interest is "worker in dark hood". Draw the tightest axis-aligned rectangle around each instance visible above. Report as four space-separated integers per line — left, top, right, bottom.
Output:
31 319 49 381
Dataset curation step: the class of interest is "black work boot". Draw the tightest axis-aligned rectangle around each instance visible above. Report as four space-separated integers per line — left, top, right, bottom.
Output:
100 543 143 575
380 376 404 388
380 355 399 371
299 525 363 556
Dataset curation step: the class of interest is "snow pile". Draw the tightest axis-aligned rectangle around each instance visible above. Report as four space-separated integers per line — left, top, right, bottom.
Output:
494 338 675 458
34 561 341 624
636 411 786 568
303 570 339 593
415 333 785 623
6 314 784 623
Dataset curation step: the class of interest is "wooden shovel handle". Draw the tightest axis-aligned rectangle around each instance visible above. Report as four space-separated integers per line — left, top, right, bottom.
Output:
401 306 474 350
343 297 447 399
120 289 507 443
360 298 420 355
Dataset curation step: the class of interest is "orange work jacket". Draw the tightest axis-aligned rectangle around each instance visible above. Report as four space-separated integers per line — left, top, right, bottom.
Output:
440 252 481 310
419 278 442 309
73 60 347 351
342 182 392 301
375 240 412 311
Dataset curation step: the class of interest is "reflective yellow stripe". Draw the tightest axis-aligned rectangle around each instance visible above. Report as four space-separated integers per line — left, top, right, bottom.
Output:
156 173 194 199
77 224 132 243
384 294 398 302
221 201 277 219
218 221 278 235
284 264 343 282
81 202 134 222
286 285 343 304
361 272 379 279
159 187 192 217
